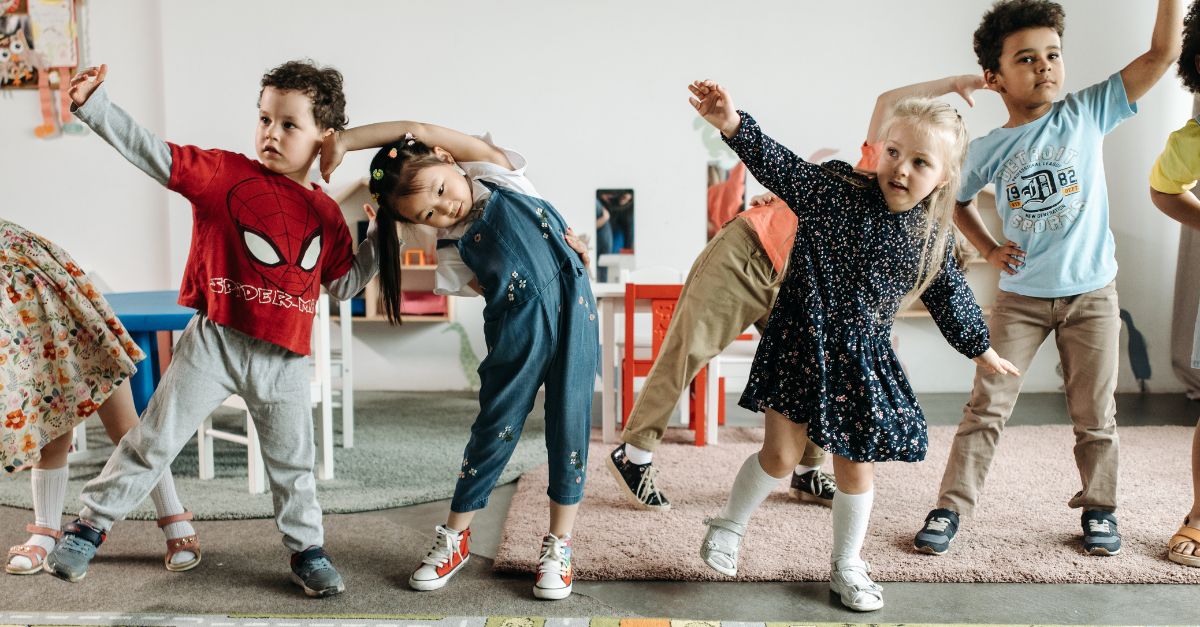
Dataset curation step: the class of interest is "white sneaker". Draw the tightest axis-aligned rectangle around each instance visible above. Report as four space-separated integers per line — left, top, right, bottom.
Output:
533 533 573 600
408 525 470 591
699 516 745 577
830 557 884 611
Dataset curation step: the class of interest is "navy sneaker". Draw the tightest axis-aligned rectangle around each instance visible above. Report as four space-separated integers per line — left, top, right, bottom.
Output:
44 519 106 583
1081 509 1121 556
606 444 670 511
290 546 345 597
913 508 960 555
789 469 836 506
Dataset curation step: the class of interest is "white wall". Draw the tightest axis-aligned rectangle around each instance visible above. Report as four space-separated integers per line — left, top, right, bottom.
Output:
1 0 169 291
3 0 1191 392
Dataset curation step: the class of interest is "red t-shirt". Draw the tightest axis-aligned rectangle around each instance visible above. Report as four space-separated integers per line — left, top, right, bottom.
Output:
167 144 354 355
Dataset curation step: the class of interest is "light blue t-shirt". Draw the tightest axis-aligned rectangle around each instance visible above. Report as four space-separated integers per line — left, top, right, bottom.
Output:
958 72 1136 298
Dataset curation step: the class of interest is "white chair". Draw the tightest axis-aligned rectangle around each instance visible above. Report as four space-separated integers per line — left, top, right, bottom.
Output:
704 332 759 446
329 297 354 449
197 395 266 494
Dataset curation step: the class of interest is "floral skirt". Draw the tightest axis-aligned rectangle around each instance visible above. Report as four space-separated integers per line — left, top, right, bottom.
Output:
0 219 144 474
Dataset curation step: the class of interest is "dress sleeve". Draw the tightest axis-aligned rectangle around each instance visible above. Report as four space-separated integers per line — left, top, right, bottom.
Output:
918 235 990 359
722 111 823 214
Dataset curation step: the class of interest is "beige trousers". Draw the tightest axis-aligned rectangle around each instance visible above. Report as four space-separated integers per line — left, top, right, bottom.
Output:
620 219 825 467
936 281 1121 516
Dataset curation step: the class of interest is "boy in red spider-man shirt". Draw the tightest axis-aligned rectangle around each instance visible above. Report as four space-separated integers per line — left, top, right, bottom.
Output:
44 60 376 598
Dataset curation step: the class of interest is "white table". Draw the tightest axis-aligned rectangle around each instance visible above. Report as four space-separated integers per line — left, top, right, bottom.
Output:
592 282 624 443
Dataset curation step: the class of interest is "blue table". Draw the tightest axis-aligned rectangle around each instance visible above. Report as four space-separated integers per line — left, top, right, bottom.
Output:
104 290 196 413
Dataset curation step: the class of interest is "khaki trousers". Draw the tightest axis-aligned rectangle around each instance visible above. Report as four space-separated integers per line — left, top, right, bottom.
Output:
620 219 825 467
936 281 1121 516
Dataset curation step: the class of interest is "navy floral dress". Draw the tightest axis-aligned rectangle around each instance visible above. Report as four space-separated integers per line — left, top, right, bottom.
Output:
727 111 990 463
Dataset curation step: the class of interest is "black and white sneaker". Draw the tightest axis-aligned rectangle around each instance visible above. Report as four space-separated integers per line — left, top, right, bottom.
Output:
913 508 960 555
789 469 836 506
1081 509 1121 556
606 444 670 511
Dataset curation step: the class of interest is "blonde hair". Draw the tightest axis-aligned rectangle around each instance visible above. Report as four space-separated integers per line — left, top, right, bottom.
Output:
880 97 970 302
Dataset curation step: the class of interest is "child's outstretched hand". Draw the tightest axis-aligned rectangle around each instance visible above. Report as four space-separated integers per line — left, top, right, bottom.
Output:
951 74 988 108
564 227 590 269
68 64 107 109
362 203 378 239
320 131 347 183
749 192 778 207
689 80 741 138
973 348 1021 376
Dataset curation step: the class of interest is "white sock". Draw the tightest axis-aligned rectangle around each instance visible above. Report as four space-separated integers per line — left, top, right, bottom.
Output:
150 470 196 565
9 466 68 570
794 463 819 476
831 488 874 563
719 453 785 526
624 443 653 465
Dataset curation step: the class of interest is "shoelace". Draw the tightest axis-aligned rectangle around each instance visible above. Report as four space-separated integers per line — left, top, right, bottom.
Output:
925 517 952 533
538 537 568 575
422 530 461 567
812 471 836 496
636 465 664 503
1087 519 1112 534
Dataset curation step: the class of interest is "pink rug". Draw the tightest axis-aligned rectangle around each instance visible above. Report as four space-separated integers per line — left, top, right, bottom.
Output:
495 425 1200 583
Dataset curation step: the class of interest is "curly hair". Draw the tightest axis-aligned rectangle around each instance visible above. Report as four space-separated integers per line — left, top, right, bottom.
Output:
1179 1 1200 93
259 59 348 131
973 0 1066 74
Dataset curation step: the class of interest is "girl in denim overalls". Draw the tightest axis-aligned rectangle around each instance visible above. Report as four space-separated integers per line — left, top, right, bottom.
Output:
322 121 597 600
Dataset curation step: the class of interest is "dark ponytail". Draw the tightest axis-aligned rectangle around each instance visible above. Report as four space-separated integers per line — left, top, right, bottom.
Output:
367 137 444 325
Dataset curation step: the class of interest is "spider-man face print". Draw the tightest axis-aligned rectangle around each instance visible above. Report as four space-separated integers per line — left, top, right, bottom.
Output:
226 177 322 298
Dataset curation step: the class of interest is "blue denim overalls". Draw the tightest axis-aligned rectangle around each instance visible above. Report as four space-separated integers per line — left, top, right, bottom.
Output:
450 181 599 512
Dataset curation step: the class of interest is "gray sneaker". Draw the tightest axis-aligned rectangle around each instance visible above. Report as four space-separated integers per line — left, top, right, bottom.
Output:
1081 510 1121 556
913 508 960 555
290 547 345 597
44 519 106 583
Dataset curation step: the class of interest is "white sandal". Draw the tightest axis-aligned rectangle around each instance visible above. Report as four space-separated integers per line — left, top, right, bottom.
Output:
830 557 884 611
700 516 745 577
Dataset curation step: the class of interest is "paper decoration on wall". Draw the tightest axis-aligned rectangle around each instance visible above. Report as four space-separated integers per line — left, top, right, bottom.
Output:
0 0 84 138
443 322 481 391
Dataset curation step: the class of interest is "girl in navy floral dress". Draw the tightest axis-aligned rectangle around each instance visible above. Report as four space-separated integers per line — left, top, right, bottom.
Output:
688 79 1019 612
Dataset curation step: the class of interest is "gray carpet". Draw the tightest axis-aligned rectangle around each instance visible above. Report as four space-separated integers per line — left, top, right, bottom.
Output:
0 391 550 520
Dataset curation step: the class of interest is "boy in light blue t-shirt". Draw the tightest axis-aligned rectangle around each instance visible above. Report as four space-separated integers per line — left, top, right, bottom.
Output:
914 0 1182 558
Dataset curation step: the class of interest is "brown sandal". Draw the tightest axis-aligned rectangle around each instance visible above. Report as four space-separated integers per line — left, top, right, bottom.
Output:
157 512 201 572
6 524 63 575
1169 518 1200 568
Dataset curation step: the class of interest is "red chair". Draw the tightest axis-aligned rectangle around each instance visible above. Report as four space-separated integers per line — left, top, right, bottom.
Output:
620 283 725 446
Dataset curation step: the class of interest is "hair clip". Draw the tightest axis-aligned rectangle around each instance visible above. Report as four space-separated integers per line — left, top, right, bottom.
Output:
403 131 416 146
371 192 380 203
388 147 398 159
372 168 384 181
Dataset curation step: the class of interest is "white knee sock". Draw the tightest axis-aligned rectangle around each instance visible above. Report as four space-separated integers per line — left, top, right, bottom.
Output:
831 488 874 563
719 453 785 526
9 466 68 570
150 470 196 565
793 463 819 475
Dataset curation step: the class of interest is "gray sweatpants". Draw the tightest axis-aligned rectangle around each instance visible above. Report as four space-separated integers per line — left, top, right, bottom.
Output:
80 313 322 551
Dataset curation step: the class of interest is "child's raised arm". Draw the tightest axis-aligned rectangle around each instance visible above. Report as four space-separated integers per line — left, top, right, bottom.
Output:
1119 0 1183 104
69 64 173 188
322 121 513 182
688 79 821 212
866 75 986 145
